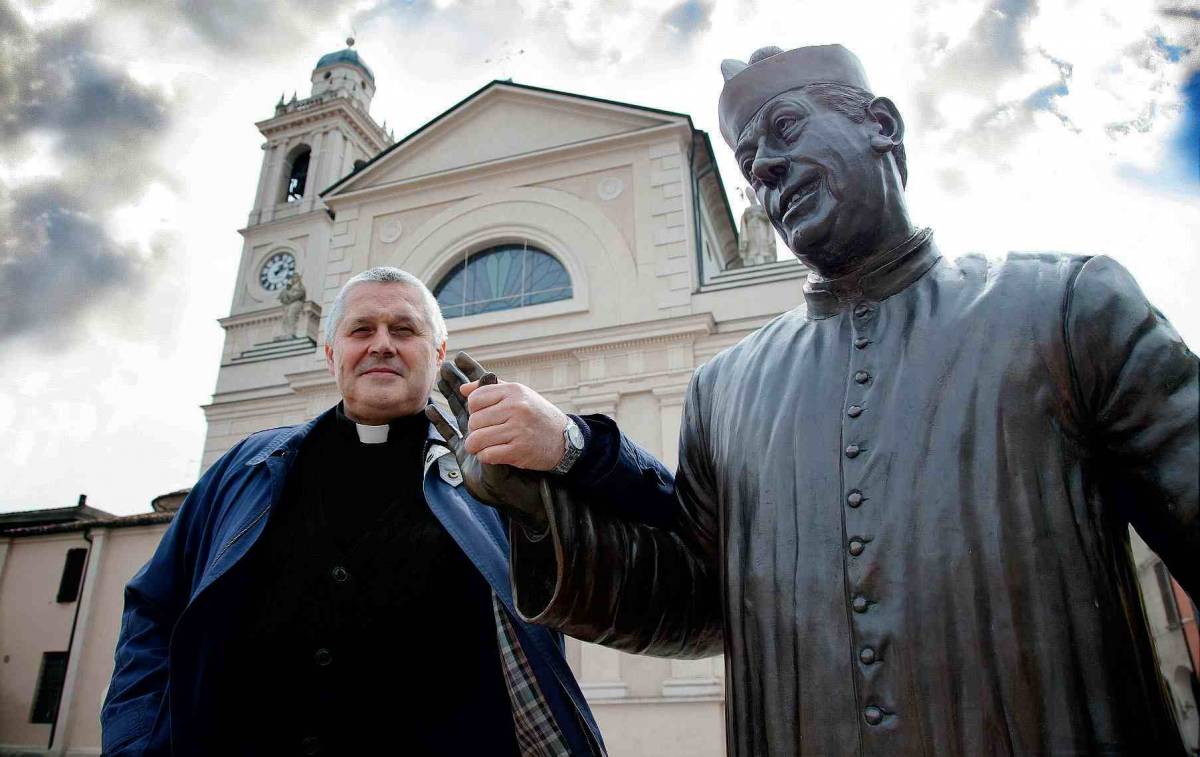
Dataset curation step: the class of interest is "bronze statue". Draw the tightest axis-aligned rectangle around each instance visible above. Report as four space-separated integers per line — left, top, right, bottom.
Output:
432 44 1199 756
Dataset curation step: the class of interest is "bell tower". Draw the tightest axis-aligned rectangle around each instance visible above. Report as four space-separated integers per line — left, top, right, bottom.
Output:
246 38 392 226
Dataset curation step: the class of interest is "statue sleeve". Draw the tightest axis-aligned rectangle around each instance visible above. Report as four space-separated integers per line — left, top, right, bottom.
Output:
509 370 722 658
1066 255 1200 598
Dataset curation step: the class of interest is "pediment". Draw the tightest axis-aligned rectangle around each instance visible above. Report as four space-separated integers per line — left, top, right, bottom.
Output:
326 82 686 195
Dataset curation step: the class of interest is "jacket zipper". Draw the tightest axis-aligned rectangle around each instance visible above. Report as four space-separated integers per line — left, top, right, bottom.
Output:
212 506 269 565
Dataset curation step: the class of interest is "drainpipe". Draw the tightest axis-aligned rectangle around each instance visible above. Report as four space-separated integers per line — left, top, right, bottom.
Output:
48 527 107 754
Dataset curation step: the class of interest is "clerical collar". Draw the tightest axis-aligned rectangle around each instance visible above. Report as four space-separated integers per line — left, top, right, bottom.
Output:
334 403 427 445
802 227 939 319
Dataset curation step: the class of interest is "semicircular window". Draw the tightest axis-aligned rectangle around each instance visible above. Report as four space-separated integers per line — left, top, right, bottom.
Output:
435 243 572 318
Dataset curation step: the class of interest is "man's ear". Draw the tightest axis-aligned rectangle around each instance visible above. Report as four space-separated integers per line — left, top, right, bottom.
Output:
324 342 335 375
866 97 904 154
436 339 447 363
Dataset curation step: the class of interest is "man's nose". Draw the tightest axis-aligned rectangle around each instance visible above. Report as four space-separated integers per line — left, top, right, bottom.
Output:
367 327 395 354
752 154 789 187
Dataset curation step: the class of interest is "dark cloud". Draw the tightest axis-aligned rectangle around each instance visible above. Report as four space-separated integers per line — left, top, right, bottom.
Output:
0 2 172 342
124 0 360 52
662 0 714 39
1161 6 1200 21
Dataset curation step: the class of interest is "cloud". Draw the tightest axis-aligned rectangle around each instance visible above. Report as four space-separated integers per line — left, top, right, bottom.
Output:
0 3 172 342
662 0 714 39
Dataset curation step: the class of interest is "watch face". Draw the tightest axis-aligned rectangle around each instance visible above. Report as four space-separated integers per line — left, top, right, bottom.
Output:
566 422 585 449
259 252 296 291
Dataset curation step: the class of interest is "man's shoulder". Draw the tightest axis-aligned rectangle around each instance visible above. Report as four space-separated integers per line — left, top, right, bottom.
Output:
206 419 315 474
938 250 1092 289
701 306 807 379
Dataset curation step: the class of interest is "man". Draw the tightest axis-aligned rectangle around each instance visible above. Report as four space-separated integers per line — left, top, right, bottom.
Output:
101 267 604 756
432 45 1200 756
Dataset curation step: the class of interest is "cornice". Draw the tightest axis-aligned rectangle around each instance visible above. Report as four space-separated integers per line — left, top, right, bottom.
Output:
325 121 691 207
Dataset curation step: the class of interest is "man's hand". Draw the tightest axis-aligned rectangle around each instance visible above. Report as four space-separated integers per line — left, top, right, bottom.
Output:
455 353 571 471
425 357 548 532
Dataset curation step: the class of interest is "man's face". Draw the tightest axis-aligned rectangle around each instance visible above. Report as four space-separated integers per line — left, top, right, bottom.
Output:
735 89 897 274
325 282 446 424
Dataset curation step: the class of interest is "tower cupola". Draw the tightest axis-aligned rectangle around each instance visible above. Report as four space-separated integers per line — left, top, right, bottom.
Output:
310 37 375 112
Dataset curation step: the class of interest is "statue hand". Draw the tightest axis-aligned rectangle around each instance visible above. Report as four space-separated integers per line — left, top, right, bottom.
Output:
426 359 548 533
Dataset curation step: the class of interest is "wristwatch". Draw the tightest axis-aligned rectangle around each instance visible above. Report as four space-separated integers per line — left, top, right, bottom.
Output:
551 418 585 474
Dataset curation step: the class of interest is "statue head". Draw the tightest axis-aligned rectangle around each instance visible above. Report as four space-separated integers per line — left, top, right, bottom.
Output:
719 45 910 277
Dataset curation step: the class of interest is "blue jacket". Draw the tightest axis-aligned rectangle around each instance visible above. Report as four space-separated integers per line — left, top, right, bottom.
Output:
101 408 605 756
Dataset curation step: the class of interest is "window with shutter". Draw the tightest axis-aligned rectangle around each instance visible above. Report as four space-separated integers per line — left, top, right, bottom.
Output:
30 651 68 724
56 548 87 603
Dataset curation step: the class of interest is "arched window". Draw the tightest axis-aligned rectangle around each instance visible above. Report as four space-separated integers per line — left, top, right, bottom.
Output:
284 146 311 202
434 243 572 318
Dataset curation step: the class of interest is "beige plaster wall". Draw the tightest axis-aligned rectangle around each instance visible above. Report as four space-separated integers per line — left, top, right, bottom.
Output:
0 534 88 748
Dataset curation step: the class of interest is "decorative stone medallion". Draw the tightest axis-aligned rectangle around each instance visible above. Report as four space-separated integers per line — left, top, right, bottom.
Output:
378 218 404 244
597 176 624 201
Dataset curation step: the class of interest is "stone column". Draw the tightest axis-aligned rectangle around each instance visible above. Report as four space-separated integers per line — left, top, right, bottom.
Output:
303 130 325 214
249 142 273 225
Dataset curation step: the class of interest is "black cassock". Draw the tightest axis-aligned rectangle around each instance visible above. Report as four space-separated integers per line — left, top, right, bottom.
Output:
512 235 1199 756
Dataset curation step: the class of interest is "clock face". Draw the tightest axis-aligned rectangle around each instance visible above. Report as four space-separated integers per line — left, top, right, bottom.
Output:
259 252 296 291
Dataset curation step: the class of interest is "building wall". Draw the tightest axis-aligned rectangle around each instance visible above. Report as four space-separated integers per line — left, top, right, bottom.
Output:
0 533 88 748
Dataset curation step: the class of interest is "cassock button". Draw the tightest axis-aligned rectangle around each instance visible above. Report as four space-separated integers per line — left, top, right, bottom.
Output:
301 736 321 755
847 490 864 507
845 444 861 458
852 595 869 613
848 539 865 556
331 566 350 583
854 304 872 318
854 336 870 349
864 706 883 725
859 647 877 664
847 405 863 418
314 648 333 667
854 371 870 384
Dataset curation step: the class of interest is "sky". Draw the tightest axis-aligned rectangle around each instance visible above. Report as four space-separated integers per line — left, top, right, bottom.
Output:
0 0 1197 516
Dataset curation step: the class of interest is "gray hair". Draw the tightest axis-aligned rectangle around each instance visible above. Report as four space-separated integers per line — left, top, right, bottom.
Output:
324 266 448 347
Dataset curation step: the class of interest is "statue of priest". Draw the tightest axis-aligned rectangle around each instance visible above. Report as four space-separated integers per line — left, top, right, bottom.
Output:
432 44 1199 756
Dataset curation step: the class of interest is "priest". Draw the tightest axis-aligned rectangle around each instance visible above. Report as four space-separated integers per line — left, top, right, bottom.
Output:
432 44 1200 756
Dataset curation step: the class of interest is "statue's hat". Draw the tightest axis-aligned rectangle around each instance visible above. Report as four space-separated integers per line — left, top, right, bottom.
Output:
718 44 871 149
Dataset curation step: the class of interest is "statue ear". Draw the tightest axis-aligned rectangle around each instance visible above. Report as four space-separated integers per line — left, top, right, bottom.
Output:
866 97 904 153
721 59 748 80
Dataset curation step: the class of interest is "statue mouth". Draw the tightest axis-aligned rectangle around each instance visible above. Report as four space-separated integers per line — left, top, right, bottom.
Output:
779 173 822 225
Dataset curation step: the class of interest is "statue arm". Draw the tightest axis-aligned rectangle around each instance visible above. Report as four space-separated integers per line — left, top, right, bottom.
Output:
510 371 723 658
1066 255 1199 597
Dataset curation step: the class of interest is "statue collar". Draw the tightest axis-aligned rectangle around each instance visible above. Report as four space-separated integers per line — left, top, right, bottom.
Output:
802 228 938 319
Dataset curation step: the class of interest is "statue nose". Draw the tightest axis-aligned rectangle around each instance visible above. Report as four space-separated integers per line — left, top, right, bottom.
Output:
752 155 788 186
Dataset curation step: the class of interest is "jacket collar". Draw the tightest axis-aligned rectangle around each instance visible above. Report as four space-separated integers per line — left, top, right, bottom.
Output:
245 401 448 467
802 227 938 319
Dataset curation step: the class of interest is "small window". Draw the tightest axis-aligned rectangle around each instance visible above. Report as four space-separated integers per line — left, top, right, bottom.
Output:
434 243 572 318
56 548 87 603
30 652 68 724
285 147 311 202
1154 561 1181 628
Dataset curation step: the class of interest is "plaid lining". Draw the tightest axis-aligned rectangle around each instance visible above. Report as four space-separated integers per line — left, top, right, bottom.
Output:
493 593 578 757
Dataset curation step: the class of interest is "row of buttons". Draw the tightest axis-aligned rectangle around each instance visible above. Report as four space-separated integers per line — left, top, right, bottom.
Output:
849 303 885 729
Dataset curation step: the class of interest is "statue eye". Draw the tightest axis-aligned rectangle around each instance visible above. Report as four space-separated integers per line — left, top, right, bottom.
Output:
775 117 798 135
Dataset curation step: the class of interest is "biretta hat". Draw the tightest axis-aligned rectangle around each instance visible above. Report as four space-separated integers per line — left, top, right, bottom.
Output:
718 44 872 149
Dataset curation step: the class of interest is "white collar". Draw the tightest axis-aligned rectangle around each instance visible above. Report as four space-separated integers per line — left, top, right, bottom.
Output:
355 422 389 444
